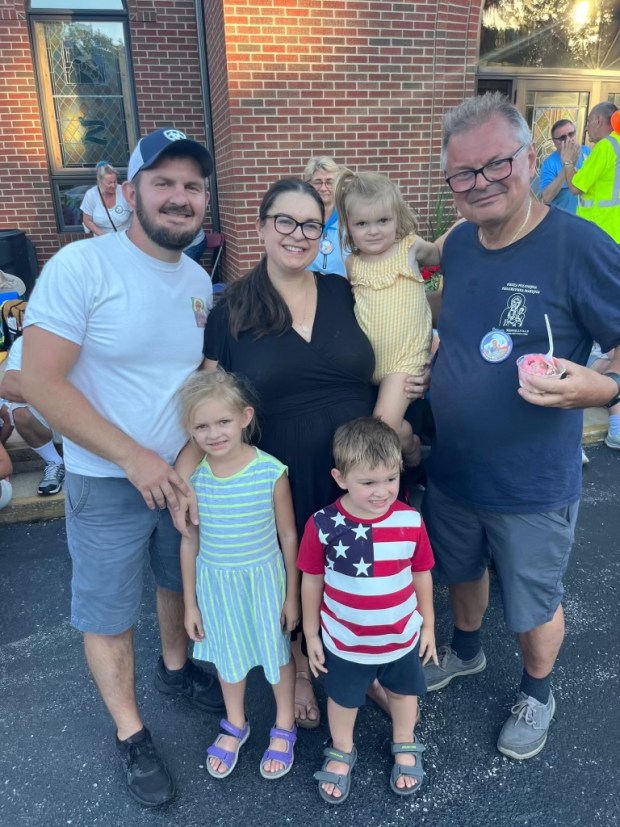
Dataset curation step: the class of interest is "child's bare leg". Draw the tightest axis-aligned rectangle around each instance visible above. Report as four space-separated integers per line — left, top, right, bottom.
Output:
320 698 358 799
366 679 391 717
292 635 319 725
263 658 296 774
208 676 247 775
385 689 420 792
374 373 420 466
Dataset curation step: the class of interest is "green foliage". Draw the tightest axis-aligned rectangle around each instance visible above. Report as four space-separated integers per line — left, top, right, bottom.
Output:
423 188 454 292
426 188 455 241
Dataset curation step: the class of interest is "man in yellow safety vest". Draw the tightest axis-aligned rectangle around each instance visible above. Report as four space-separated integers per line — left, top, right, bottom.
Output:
566 101 620 243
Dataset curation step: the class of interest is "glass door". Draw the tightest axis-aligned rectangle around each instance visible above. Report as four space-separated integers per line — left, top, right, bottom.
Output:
513 81 592 175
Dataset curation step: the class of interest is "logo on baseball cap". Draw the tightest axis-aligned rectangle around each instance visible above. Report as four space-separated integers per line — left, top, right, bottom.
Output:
127 128 213 182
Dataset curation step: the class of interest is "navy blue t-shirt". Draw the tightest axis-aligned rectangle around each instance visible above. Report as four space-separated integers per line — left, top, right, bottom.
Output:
427 207 620 512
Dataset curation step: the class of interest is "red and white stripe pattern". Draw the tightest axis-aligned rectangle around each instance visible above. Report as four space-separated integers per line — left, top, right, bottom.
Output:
298 499 434 664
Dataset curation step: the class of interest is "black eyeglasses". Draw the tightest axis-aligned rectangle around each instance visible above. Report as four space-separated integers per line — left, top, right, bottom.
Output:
265 214 324 240
445 144 528 193
554 131 576 142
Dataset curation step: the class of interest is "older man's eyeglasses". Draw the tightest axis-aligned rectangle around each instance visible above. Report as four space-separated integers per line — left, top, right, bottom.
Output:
445 144 528 193
265 214 324 240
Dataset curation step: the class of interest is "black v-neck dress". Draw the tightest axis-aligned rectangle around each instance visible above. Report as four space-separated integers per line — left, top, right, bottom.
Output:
203 275 376 535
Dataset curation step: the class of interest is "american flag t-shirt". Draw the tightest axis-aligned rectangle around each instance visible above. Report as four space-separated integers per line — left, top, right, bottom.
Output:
298 499 434 664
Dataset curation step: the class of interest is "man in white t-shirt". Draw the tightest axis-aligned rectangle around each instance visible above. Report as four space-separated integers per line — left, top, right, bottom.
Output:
21 128 222 808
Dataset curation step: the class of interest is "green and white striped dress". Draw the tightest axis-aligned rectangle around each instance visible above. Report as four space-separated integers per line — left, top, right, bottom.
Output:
191 448 291 684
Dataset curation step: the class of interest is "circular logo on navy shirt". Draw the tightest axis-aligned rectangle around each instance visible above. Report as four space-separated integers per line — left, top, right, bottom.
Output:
479 329 513 363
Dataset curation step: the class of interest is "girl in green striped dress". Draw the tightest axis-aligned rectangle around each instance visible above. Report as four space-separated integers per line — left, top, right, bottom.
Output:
178 370 300 780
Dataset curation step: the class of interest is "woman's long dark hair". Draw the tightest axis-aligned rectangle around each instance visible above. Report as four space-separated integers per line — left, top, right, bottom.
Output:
226 178 325 339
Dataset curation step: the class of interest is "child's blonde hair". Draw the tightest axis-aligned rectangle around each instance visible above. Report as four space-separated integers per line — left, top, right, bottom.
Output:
178 369 258 443
335 171 418 253
333 416 403 476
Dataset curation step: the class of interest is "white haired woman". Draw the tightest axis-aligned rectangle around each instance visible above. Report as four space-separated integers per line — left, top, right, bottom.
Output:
303 156 348 277
80 161 132 235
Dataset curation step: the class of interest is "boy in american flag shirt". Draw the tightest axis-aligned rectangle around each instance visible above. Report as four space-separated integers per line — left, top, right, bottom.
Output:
298 417 437 804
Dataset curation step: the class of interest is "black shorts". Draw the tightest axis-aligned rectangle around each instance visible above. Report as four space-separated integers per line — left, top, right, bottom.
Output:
324 642 426 709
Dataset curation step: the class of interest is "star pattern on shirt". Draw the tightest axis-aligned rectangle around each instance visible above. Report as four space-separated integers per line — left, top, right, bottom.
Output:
352 523 369 540
314 505 376 579
353 557 371 576
333 540 349 558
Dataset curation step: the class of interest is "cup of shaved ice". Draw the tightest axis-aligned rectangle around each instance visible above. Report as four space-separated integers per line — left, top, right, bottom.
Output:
517 354 566 393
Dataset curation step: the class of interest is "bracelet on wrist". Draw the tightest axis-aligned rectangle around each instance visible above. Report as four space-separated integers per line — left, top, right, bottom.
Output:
563 161 575 166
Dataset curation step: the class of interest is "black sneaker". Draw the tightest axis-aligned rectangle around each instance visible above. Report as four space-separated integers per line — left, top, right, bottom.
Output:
154 657 225 713
116 727 175 808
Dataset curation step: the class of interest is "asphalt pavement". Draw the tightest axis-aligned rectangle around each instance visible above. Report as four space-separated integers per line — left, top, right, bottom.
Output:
1 444 618 827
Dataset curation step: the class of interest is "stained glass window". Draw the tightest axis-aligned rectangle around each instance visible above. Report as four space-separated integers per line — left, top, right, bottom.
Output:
33 20 135 170
29 2 137 231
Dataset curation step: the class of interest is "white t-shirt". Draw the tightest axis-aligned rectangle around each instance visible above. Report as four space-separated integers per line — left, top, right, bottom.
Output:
24 232 213 477
80 185 133 234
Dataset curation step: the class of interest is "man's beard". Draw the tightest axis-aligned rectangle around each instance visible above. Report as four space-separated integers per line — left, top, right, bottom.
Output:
135 189 201 251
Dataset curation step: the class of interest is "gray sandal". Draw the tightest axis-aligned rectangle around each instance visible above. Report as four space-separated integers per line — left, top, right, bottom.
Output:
314 745 358 805
390 738 425 796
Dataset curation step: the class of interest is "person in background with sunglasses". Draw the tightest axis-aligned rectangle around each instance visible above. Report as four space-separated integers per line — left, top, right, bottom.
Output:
538 119 590 214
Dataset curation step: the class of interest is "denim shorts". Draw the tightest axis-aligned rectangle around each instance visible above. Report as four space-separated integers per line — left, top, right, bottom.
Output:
323 643 426 709
65 472 183 635
423 481 579 633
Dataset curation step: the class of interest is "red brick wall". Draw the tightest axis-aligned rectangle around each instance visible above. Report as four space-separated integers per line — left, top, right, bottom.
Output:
1 0 482 274
0 1 60 264
0 0 209 266
205 0 482 280
129 0 206 141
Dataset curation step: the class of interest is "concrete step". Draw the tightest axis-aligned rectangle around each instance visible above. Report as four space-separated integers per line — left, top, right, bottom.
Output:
0 468 65 525
582 406 608 445
6 438 45 474
2 437 64 524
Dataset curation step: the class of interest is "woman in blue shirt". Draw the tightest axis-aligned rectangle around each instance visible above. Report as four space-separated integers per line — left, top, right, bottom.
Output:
303 156 348 277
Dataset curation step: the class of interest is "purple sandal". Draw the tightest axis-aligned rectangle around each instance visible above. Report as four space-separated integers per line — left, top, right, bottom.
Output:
259 724 297 780
206 718 250 779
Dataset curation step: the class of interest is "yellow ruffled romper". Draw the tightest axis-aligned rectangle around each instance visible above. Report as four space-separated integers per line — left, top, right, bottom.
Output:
349 233 432 384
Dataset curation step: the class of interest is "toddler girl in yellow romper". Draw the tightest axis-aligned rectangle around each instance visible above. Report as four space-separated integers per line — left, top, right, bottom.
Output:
335 171 440 465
